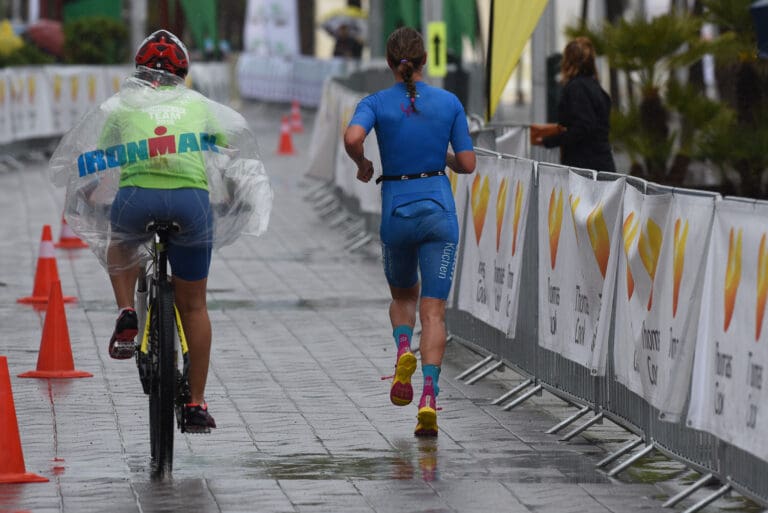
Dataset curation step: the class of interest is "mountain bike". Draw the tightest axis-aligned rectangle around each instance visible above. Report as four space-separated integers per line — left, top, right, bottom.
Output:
134 220 191 477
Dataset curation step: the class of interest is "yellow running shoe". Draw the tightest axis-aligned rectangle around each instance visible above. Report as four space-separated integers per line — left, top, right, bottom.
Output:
414 377 438 437
390 344 417 406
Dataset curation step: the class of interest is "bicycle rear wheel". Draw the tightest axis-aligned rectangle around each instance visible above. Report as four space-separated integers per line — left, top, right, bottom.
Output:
149 279 176 477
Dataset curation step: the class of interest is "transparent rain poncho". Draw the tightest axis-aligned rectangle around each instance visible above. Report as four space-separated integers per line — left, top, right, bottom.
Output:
50 67 273 273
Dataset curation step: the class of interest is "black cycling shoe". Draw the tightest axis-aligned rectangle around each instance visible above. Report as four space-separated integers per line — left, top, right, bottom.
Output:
109 308 138 360
181 403 216 434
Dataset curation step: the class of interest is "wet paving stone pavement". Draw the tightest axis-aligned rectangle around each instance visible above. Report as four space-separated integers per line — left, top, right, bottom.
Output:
0 103 757 513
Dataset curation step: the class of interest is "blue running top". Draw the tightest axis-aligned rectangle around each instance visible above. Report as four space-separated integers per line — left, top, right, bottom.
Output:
349 81 473 177
349 81 473 300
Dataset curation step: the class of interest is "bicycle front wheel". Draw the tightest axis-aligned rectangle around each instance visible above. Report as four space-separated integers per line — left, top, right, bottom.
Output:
149 279 176 477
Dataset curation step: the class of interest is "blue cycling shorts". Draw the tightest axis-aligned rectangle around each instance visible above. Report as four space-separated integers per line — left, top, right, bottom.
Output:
380 199 458 300
110 187 213 281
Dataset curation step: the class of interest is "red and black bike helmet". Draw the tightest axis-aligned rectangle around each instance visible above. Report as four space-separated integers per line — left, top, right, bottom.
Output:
134 30 189 78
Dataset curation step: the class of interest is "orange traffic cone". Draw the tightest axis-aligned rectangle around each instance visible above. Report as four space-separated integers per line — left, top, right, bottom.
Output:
17 225 76 305
290 100 304 133
19 281 92 379
277 115 296 155
54 216 88 249
0 356 49 483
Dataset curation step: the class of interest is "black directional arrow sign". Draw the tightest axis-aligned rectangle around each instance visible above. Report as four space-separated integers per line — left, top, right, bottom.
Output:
427 22 447 77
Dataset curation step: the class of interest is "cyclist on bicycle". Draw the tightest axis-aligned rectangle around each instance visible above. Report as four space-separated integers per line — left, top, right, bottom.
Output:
105 30 219 431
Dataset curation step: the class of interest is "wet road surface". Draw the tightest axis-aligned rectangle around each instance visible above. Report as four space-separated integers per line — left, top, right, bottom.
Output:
0 103 749 512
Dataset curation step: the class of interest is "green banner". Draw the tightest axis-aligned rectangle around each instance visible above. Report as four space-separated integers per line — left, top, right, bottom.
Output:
444 0 476 60
63 0 122 21
180 0 218 52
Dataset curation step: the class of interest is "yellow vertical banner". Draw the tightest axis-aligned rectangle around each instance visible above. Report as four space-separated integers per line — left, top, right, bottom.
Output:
486 0 549 120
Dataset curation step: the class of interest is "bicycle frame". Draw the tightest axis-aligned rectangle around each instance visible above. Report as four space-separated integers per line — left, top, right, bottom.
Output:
134 222 190 477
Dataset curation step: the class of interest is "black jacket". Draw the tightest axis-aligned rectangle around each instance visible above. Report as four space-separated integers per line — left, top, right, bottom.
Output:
543 74 616 173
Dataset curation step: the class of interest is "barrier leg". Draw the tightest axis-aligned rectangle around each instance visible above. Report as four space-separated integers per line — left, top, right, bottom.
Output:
662 472 715 508
455 355 494 381
347 233 373 252
681 484 731 513
342 219 366 238
314 194 336 209
465 360 504 385
318 199 341 217
545 405 591 434
606 443 655 477
491 378 533 405
559 412 604 441
501 384 543 410
329 213 352 228
304 182 332 200
596 437 644 468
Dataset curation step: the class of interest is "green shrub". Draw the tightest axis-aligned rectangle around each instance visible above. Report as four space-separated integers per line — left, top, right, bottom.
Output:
0 43 55 67
63 17 128 64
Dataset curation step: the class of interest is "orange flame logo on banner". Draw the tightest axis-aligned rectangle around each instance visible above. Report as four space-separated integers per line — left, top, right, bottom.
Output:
569 194 580 244
512 181 523 256
70 76 79 102
11 77 22 102
724 227 742 332
448 169 458 197
471 174 490 246
53 75 62 102
672 218 689 318
27 76 35 103
112 76 121 93
496 178 509 252
757 233 768 341
638 218 663 310
623 213 639 300
548 188 564 269
587 203 610 279
87 75 96 101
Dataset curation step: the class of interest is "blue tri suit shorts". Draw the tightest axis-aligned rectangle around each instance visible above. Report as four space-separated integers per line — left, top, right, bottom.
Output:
380 198 458 300
110 186 213 281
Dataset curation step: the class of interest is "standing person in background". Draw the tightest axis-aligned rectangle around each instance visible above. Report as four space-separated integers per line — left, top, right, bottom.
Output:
343 27 476 437
533 37 616 172
332 23 363 59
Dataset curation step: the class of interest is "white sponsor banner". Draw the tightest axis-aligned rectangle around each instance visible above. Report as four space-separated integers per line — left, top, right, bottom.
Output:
456 157 503 327
0 70 11 144
307 79 342 182
614 187 715 421
457 157 532 335
189 62 231 104
102 66 133 98
243 0 299 57
537 166 624 375
334 87 381 214
491 158 533 336
687 199 768 461
46 66 109 134
7 67 54 140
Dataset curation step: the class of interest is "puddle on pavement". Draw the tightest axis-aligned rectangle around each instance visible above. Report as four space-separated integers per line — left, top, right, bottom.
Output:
163 444 618 484
244 447 440 481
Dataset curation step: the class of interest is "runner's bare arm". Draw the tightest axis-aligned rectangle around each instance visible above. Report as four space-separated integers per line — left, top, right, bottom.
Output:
446 150 476 174
344 125 374 183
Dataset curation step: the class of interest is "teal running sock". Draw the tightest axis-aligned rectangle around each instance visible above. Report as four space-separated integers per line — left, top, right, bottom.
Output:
393 325 413 350
422 364 441 397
